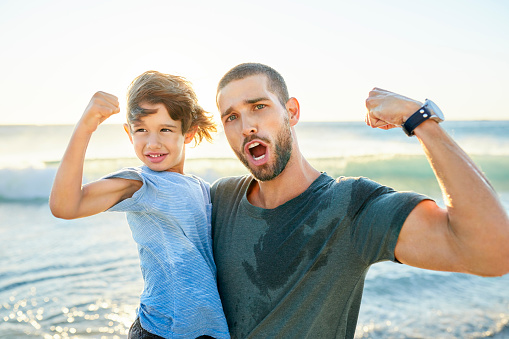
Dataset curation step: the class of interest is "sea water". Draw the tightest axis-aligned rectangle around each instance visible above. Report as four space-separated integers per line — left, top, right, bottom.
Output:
0 121 508 338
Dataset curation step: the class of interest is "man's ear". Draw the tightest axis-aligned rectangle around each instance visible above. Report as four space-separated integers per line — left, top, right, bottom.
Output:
285 97 300 127
184 125 198 144
123 123 133 144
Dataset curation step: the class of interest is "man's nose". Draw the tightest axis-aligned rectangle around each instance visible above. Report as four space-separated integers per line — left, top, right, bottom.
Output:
242 115 258 136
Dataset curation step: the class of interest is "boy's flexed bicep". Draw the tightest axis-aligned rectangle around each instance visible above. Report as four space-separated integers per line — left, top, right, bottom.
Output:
51 177 141 219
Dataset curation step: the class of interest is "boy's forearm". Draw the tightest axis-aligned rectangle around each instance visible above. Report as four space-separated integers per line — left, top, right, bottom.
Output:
49 123 92 219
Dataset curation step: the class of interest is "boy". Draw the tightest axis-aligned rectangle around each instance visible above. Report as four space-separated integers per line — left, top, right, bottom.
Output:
50 71 230 339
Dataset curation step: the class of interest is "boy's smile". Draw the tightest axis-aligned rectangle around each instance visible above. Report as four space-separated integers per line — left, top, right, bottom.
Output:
145 151 168 163
125 102 194 173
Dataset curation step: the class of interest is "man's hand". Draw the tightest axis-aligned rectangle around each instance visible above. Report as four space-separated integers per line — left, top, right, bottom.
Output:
365 88 422 130
79 91 120 133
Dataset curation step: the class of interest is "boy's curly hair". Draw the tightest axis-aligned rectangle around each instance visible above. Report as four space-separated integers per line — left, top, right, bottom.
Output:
127 70 216 145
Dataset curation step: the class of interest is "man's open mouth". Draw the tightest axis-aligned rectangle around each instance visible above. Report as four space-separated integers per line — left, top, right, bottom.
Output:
248 142 267 161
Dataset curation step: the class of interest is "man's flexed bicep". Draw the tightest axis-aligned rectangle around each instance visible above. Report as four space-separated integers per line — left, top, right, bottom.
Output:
394 200 468 273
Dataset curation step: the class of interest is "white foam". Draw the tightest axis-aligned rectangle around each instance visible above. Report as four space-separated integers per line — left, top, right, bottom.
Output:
0 166 57 201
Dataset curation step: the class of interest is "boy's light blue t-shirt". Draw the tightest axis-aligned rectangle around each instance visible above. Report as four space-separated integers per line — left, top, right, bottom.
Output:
105 166 229 339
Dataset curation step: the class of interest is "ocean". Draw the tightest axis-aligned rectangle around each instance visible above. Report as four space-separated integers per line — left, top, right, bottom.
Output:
1 121 508 338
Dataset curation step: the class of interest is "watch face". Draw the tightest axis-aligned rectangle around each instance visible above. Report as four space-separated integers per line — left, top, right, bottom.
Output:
426 99 445 122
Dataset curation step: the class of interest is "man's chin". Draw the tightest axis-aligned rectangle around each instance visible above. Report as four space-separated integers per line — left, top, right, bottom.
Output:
251 171 278 182
235 151 286 181
249 162 289 182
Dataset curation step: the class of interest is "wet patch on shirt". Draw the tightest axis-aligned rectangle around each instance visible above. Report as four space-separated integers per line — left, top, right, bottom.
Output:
242 197 341 295
241 178 388 296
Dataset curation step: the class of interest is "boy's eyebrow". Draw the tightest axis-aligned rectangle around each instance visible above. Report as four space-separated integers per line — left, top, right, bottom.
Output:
131 122 179 128
221 97 270 118
160 123 179 128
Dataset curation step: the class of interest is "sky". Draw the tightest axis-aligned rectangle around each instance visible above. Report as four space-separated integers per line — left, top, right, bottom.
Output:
0 0 508 125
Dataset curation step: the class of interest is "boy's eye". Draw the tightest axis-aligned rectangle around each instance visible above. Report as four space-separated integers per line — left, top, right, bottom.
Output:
134 128 147 133
161 128 173 132
226 115 237 122
254 104 266 110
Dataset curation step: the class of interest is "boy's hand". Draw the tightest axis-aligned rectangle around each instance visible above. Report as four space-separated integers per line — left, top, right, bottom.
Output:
79 91 120 133
365 88 422 130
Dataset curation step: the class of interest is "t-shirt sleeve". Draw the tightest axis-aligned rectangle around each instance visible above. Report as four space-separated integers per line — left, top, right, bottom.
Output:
193 175 212 205
101 167 155 213
348 177 430 265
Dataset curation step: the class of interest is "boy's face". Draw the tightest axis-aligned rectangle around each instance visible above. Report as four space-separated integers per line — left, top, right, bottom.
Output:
124 102 194 173
217 74 295 181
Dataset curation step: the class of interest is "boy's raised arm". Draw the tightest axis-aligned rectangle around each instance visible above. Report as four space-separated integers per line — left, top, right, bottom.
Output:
50 92 140 219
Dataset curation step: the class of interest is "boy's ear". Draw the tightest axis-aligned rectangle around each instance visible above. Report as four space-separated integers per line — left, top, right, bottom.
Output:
184 125 198 144
123 123 133 144
285 97 300 127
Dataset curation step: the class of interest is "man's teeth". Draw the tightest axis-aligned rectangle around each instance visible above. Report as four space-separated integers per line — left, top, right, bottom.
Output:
248 142 265 161
248 142 266 161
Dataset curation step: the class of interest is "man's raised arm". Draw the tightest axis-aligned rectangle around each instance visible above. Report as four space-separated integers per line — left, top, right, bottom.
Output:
365 88 509 277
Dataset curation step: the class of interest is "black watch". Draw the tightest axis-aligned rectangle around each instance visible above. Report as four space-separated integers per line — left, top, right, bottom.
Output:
402 99 445 136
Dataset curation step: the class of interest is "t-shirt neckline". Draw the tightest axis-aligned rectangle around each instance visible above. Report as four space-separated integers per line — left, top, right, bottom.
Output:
241 172 332 216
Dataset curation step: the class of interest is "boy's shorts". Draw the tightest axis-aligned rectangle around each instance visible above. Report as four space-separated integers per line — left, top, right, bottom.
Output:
128 317 216 339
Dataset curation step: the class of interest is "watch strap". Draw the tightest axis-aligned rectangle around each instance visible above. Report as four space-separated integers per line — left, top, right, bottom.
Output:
402 105 432 136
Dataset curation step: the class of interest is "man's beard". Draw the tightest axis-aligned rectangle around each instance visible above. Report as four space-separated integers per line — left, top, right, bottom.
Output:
233 120 293 182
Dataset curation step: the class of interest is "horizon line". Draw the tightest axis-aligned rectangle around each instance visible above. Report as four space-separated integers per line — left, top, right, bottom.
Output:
1 119 508 127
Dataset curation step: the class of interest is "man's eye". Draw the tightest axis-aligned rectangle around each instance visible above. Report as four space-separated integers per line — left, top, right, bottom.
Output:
226 115 237 122
255 104 266 110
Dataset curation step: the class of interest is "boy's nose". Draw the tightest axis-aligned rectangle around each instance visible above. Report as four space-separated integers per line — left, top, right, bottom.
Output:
147 134 162 148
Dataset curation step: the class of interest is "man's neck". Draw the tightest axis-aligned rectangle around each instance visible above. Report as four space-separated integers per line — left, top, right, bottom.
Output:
247 150 320 209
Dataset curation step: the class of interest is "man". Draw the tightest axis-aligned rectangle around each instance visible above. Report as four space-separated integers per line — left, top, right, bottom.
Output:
211 63 509 338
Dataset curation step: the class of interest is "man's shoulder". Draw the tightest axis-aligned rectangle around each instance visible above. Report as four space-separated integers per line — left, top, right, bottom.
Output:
313 174 403 207
211 174 251 190
321 173 383 191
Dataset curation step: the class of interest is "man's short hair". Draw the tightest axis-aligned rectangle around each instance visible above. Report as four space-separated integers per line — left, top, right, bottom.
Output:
217 63 289 107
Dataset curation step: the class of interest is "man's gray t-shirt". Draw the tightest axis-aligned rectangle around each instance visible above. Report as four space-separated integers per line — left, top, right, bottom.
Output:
211 173 428 338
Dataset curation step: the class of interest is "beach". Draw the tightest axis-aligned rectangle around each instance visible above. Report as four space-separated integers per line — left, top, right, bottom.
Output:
1 121 508 338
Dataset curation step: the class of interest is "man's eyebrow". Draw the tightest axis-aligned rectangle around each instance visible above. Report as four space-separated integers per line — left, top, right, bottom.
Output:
221 97 270 118
245 97 269 104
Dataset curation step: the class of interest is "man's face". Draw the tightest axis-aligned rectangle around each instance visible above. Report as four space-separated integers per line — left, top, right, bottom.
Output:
217 75 293 181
